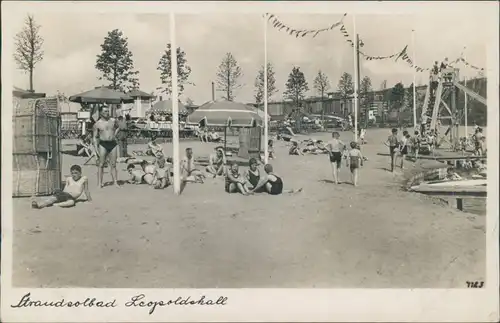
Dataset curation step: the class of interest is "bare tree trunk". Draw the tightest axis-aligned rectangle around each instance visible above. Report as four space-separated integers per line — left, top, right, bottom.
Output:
29 68 34 92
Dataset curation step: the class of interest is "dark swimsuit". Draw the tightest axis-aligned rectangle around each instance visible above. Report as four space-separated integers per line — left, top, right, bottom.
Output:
248 169 266 193
269 176 283 195
349 156 360 171
329 152 343 166
225 172 240 193
99 140 118 152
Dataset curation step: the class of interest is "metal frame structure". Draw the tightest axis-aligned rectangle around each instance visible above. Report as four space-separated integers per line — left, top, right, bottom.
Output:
420 68 486 151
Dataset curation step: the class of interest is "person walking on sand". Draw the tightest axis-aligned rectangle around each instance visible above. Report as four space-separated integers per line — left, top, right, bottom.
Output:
93 105 120 188
384 128 399 172
346 142 364 186
326 131 346 184
398 132 410 169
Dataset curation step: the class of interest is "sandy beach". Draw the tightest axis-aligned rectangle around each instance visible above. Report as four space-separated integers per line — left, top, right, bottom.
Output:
12 128 486 288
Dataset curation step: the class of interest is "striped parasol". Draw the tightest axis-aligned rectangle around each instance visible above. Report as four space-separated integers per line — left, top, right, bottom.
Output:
186 100 263 127
149 99 188 115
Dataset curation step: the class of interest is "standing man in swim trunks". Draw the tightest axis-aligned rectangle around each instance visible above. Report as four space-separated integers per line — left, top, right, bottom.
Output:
93 105 120 188
384 128 399 172
326 131 345 184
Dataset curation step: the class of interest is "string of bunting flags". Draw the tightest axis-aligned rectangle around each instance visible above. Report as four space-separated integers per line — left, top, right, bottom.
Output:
265 13 346 38
265 13 485 73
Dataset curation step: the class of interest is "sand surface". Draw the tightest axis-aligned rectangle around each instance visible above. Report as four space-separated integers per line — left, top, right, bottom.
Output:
12 128 486 288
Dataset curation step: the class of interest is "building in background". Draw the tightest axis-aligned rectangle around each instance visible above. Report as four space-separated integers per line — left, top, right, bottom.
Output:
121 89 155 119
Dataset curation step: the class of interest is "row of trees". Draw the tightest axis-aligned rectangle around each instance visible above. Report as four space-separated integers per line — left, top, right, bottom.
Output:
14 16 487 126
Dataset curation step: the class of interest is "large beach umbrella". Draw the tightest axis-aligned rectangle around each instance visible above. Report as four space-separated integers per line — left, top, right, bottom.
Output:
69 87 134 104
128 89 155 99
149 99 188 115
186 100 263 127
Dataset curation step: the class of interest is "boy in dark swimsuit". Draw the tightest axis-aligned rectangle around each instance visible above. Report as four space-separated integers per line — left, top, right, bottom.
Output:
326 131 346 184
384 128 399 172
248 164 302 195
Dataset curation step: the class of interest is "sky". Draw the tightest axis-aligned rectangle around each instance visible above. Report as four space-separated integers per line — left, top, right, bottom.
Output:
8 5 495 105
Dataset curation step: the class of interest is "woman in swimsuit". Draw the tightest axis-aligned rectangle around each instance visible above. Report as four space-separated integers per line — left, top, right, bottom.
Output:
244 158 266 192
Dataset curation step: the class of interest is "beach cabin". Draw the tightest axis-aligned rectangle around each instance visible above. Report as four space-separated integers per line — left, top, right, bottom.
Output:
121 89 154 119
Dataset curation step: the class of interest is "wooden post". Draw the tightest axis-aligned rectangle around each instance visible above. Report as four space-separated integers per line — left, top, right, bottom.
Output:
456 198 464 211
224 127 227 152
238 128 250 159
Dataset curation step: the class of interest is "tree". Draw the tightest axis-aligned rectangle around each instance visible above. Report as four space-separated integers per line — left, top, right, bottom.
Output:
313 70 330 120
254 62 278 106
157 44 192 96
337 72 354 117
95 29 139 92
359 76 373 127
284 66 309 108
390 82 405 127
216 52 243 101
13 15 44 92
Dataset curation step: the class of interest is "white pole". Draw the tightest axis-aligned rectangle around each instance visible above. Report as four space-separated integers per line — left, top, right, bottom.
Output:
352 15 358 142
170 13 181 194
463 48 468 138
263 15 269 164
412 29 417 129
135 97 141 118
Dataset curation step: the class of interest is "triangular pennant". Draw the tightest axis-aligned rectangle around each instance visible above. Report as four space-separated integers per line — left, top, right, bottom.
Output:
279 25 287 31
313 30 321 38
301 31 309 37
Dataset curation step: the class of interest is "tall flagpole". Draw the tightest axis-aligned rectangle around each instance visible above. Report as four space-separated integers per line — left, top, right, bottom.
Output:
263 15 269 164
170 13 180 194
412 29 417 129
352 15 358 142
463 47 468 139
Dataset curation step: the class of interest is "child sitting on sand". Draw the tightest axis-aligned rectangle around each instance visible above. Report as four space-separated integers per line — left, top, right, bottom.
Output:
289 141 303 155
268 140 276 160
206 147 226 178
152 156 170 189
225 162 249 195
146 136 164 158
32 165 91 208
180 148 206 194
346 142 364 187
